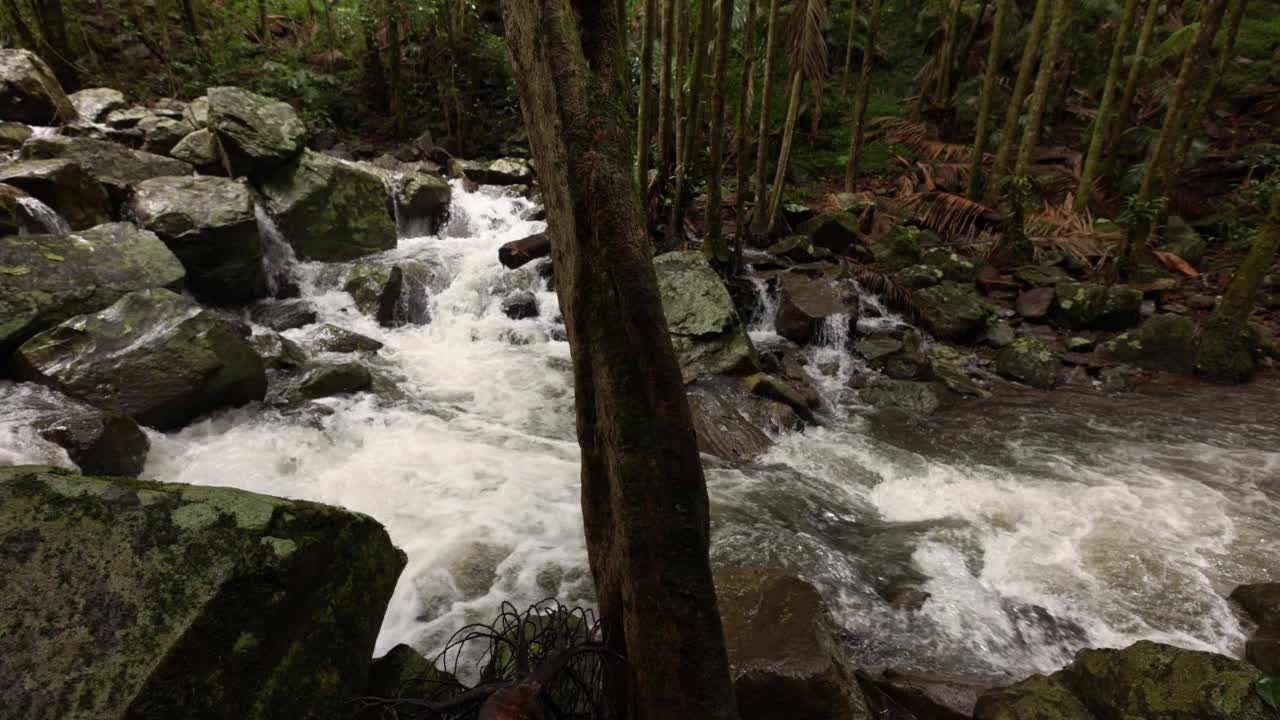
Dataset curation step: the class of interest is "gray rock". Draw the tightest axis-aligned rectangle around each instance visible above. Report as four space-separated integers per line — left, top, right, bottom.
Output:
1016 286 1056 319
251 299 317 331
206 86 307 177
0 382 149 476
184 95 209 129
261 150 397 261
655 251 760 382
687 376 801 462
861 379 948 416
67 87 125 122
20 135 193 200
344 259 435 326
250 332 307 371
0 120 32 150
0 158 112 230
297 362 374 399
169 128 225 174
502 291 539 320
103 105 149 128
996 336 1061 388
309 323 384 354
0 49 76 125
138 114 194 156
774 271 859 345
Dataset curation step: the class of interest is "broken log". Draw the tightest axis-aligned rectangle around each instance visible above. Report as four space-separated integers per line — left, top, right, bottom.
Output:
498 232 551 269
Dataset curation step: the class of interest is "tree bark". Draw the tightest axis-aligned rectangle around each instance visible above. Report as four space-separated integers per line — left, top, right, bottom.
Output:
937 0 964 106
499 3 740 719
749 0 782 233
1172 0 1247 175
733 0 761 268
1102 0 1159 179
844 0 882 192
840 0 860 93
985 0 1049 200
766 68 803 230
1075 0 1141 210
361 7 388 113
669 0 716 247
956 0 992 95
1012 0 1072 180
703 0 735 262
32 0 77 88
966 0 1009 199
636 0 658 192
655 0 676 200
674 0 688 172
388 0 405 137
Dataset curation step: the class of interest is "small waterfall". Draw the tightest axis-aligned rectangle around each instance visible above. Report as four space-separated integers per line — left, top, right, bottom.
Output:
255 203 299 296
17 196 71 235
746 275 779 340
853 280 909 335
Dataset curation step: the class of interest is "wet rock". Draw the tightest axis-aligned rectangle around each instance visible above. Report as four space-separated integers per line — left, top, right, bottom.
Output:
359 645 461 718
1065 336 1095 352
870 669 992 720
0 184 24 234
767 234 833 263
717 568 870 720
0 383 149 476
206 86 307 177
68 87 125 122
20 135 194 201
855 335 904 362
782 202 816 226
485 157 534 185
0 465 405 720
1052 282 1143 330
0 49 76 125
345 259 435 327
655 251 759 382
861 379 948 416
502 290 539 320
1231 583 1280 674
997 336 1061 388
796 210 862 255
0 158 112 229
1016 286 1056 319
897 264 944 289
297 362 373 399
742 372 816 424
310 323 384 354
1102 314 1196 374
261 150 397 261
14 288 267 430
985 319 1016 348
916 282 996 340
0 223 186 354
250 332 307 370
128 176 269 304
921 247 977 283
137 114 194 156
974 674 1093 720
928 344 990 397
499 231 551 269
1188 293 1218 311
871 224 924 270
251 299 317 331
169 128 225 174
687 376 800 462
0 120 32 150
392 169 451 234
774 271 859 345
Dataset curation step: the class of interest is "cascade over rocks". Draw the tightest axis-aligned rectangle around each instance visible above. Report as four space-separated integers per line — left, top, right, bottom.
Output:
0 158 112 229
345 259 435 326
128 176 269 304
14 288 267 430
0 222 186 354
655 250 760 381
251 332 308 370
0 49 77 125
0 382 150 476
687 376 802 462
774 271 860 345
206 86 307 177
0 465 405 720
67 87 125 122
251 299 318 331
20 135 194 201
309 323 385 354
261 150 397 261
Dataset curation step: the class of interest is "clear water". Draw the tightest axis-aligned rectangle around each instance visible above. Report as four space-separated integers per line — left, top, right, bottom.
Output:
16 195 72 235
2 181 1276 683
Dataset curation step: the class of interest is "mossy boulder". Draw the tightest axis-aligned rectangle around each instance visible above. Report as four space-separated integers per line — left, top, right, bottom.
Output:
0 49 76 125
206 86 307 177
67 87 125 122
0 158 112 229
170 128 225 175
655 251 760 382
310 323 384 354
871 224 924 270
0 382 150 476
861 379 949 416
0 223 186 354
1052 282 1143 330
916 282 996 340
922 247 978 283
717 568 870 720
997 336 1061 389
261 150 397 261
974 674 1093 720
20 135 194 201
897 264 944 289
0 465 406 720
773 271 859 345
14 288 267 430
1102 314 1196 374
796 211 861 255
185 95 209 129
129 176 269 304
742 372 817 424
767 234 833 263
297 362 373 399
359 645 461 717
138 114 194 156
345 259 436 327
447 157 533 185
0 120 32 150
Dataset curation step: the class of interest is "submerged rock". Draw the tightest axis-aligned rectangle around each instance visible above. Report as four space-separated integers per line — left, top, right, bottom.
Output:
502 290 539 320
251 299 318 331
297 362 374 399
261 150 397 261
0 382 149 476
14 288 267 430
0 465 405 720
774 271 859 346
996 336 1061 388
206 86 307 177
128 176 269 304
0 223 186 354
655 251 760 381
20 135 194 200
0 158 112 230
0 49 76 125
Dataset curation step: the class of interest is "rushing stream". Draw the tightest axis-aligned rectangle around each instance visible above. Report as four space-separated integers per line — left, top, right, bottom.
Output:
3 181 1277 684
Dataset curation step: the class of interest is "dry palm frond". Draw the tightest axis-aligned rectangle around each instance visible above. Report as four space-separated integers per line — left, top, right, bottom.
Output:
1025 195 1116 261
788 0 830 104
926 161 974 191
873 117 974 162
895 191 994 238
839 257 934 330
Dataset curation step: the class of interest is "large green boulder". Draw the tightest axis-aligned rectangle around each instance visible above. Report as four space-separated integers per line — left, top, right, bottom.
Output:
128 176 269 304
1052 282 1143 330
261 150 397 261
14 288 267 430
1102 314 1196 374
0 223 186 354
996 336 1061 388
67 87 126 122
655 251 759 382
0 49 76 125
0 465 406 720
206 86 307 177
0 158 112 229
915 282 996 340
0 382 150 476
871 224 924 270
974 675 1093 720
20 136 194 200
797 210 861 255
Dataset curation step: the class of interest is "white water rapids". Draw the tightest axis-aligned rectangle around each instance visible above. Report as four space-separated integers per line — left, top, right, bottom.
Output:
3 181 1277 684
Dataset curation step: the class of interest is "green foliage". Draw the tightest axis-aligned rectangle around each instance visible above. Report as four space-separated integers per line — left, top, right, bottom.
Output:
1119 193 1167 229
1257 676 1280 710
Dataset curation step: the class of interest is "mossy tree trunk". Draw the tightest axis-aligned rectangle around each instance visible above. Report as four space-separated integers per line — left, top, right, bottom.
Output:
766 67 804 230
636 0 658 193
704 0 735 263
1102 0 1160 180
985 0 1050 201
1012 0 1072 180
31 0 76 89
669 0 715 247
843 0 882 192
732 0 760 268
937 0 964 106
656 0 677 202
840 0 860 93
1172 0 1247 175
966 0 1010 200
956 0 992 94
674 0 689 173
750 0 783 233
1074 0 1141 211
1194 192 1279 382
499 2 740 718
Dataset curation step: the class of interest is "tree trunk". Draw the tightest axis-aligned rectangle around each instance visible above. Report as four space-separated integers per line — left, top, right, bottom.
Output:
361 8 388 112
1012 0 1072 180
669 0 716 247
1119 0 1230 278
985 0 1049 200
179 0 202 49
956 0 992 94
1172 0 1247 175
258 0 268 38
1102 0 1159 179
674 0 688 172
966 0 1009 199
937 0 964 106
636 0 658 192
749 0 782 234
841 0 860 93
1075 0 1141 210
33 0 77 88
1 0 39 52
703 0 735 262
733 0 761 268
843 0 882 192
1194 191 1278 382
499 3 740 719
656 0 676 200
766 68 803 230
387 0 404 137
